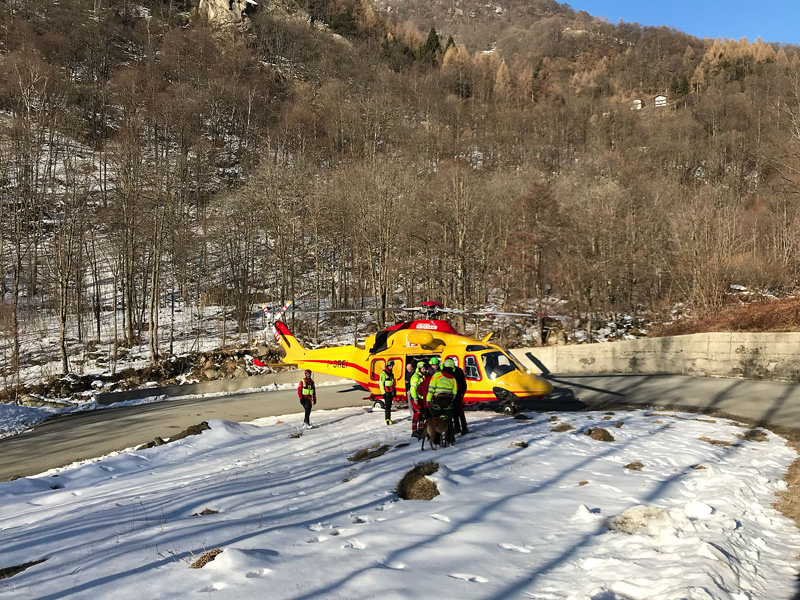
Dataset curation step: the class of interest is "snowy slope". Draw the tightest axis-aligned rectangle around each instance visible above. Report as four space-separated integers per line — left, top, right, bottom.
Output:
1 408 798 599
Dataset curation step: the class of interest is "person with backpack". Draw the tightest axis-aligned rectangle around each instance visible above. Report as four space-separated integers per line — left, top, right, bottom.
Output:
426 358 458 446
379 359 397 425
297 369 316 429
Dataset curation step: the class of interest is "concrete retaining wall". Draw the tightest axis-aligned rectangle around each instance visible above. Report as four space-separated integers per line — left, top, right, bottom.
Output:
510 333 800 382
96 370 344 405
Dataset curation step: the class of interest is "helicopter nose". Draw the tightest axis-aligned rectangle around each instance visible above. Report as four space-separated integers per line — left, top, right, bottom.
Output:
514 371 553 397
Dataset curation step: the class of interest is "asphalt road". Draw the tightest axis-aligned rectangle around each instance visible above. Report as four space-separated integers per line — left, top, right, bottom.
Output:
0 384 372 481
539 373 800 432
4 373 800 481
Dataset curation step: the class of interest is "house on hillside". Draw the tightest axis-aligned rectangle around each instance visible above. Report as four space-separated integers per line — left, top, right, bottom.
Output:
632 99 643 110
654 95 668 108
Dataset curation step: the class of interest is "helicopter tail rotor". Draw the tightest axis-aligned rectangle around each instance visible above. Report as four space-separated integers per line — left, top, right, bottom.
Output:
253 300 294 345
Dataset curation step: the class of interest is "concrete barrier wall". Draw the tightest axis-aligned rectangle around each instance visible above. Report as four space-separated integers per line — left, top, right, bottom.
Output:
96 371 345 405
510 333 800 383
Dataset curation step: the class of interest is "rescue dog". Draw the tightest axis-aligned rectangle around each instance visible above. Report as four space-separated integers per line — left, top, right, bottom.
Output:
421 417 450 450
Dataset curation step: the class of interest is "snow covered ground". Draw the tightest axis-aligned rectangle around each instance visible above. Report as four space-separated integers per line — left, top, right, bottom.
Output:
1 407 798 599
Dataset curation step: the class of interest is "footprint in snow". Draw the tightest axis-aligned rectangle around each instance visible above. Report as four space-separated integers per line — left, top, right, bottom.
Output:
308 523 326 532
430 514 450 523
306 536 328 544
342 539 365 550
449 573 488 583
245 568 272 579
499 543 530 553
199 582 227 592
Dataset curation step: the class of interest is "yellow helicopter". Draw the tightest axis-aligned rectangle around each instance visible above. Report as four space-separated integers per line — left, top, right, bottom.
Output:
256 301 556 414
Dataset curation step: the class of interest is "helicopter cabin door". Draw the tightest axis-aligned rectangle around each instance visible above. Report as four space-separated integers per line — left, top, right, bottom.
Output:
370 357 404 395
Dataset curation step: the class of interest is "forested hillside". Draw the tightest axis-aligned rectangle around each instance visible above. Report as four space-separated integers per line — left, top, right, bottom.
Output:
2 0 800 390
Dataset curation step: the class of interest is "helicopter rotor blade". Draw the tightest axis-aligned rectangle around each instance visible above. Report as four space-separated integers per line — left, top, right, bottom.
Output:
437 307 571 320
285 307 422 314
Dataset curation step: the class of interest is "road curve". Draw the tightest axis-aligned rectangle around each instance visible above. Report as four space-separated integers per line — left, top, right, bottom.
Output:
4 373 800 481
0 384 371 481
541 373 800 432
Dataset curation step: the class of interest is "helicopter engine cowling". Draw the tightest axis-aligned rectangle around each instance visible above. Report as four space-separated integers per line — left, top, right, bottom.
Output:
406 330 434 347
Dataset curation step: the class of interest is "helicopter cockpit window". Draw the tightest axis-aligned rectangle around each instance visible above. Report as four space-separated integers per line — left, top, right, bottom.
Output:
464 355 480 380
465 345 491 352
481 351 518 380
370 359 386 380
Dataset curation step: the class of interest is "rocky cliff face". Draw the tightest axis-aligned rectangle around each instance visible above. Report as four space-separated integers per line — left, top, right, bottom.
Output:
197 0 256 26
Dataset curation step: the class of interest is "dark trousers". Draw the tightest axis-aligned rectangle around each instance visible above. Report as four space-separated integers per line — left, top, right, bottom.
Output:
301 398 312 424
384 392 394 421
452 394 467 433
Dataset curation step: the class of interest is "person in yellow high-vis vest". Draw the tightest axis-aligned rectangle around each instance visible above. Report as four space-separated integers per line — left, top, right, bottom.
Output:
378 360 397 425
297 369 317 429
426 358 458 446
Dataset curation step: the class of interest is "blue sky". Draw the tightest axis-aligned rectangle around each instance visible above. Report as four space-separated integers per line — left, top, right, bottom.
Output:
567 1 798 44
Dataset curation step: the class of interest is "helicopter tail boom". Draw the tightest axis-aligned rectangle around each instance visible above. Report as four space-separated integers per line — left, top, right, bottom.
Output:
274 321 307 362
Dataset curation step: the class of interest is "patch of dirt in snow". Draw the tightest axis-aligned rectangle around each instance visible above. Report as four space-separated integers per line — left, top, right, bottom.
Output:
0 558 47 580
624 461 644 471
348 444 390 463
190 548 223 569
608 505 670 535
773 433 800 530
137 422 210 449
699 436 738 448
551 423 573 433
396 461 439 500
736 429 768 442
584 427 615 442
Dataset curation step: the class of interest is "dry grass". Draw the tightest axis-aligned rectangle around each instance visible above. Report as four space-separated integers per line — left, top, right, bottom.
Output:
577 480 589 486
551 423 573 433
773 435 800 529
396 462 439 500
736 429 768 442
192 508 219 516
289 431 303 439
510 441 529 448
654 296 800 336
693 418 717 424
549 415 559 421
699 436 738 448
615 421 624 428
0 559 47 580
690 464 707 470
138 422 211 450
190 549 222 569
585 428 615 442
624 461 644 471
648 413 683 419
348 444 390 463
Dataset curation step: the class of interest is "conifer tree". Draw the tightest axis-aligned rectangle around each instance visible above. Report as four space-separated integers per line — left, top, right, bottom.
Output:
418 26 441 66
